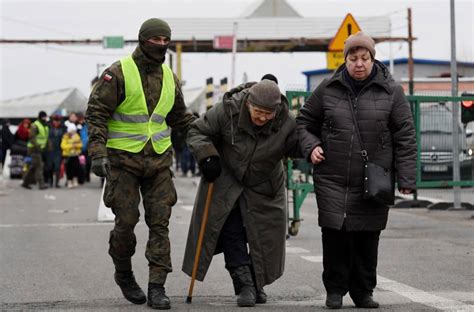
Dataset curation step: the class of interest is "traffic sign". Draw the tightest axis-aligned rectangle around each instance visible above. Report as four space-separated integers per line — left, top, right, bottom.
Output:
213 35 234 50
102 36 124 49
328 14 361 51
326 51 345 70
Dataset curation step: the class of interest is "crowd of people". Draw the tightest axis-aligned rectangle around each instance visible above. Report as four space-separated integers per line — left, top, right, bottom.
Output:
1 111 91 190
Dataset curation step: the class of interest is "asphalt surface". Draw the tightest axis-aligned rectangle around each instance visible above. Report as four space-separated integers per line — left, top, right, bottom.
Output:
0 174 473 311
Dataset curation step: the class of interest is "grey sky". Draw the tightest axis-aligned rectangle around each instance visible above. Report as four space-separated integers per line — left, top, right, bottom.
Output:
1 0 473 101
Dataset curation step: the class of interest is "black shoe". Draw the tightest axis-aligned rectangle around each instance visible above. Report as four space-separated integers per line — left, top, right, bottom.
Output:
114 271 146 305
228 266 256 307
39 184 48 190
256 288 267 304
21 183 32 190
326 293 343 309
147 283 170 310
352 295 379 309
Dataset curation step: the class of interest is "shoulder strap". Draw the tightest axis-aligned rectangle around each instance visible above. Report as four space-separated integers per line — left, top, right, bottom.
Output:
347 95 369 162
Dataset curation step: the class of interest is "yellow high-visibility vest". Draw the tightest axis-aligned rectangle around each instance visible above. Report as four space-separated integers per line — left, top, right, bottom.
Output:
106 55 175 154
27 120 49 150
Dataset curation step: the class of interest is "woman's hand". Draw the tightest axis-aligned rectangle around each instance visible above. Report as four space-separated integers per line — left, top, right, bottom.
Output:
399 188 413 194
310 146 325 165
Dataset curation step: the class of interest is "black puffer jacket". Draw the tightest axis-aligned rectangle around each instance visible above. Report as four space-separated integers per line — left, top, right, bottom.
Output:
296 61 416 231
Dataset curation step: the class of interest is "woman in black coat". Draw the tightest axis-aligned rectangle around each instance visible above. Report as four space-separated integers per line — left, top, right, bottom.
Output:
296 32 416 309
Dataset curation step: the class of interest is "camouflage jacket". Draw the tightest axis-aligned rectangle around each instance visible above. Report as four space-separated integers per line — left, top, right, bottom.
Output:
86 46 195 159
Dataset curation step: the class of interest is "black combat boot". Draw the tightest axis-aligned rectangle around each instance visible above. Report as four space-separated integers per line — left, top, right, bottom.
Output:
351 294 379 308
147 283 171 310
229 265 256 307
256 288 267 304
325 293 343 309
114 271 146 304
249 263 267 304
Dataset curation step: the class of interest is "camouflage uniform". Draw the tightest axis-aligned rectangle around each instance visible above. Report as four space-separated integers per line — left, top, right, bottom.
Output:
22 120 47 188
86 46 195 284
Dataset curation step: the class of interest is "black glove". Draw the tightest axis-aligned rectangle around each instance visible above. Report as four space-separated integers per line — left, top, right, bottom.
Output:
91 156 110 178
200 156 221 182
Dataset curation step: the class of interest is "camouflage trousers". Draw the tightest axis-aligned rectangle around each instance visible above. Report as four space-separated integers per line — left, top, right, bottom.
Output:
23 152 44 186
104 149 177 284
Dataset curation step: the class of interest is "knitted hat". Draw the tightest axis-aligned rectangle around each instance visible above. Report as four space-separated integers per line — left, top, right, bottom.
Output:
139 18 171 40
38 111 47 119
247 80 281 111
67 123 77 133
343 31 376 59
261 73 278 85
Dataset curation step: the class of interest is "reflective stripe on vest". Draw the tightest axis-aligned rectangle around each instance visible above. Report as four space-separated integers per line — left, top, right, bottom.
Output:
27 120 49 150
106 55 175 154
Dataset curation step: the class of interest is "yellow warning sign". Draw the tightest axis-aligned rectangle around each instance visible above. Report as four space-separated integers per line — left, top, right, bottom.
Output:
328 14 362 51
326 51 345 70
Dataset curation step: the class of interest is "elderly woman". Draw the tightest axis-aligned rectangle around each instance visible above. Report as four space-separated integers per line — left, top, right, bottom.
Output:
183 80 299 307
296 32 416 309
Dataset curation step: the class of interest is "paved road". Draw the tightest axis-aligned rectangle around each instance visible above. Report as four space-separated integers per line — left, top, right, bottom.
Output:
0 175 473 311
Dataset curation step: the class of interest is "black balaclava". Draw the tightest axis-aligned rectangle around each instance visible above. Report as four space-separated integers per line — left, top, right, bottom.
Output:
138 18 171 63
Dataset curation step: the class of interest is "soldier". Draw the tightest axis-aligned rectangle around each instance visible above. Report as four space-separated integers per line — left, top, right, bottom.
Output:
86 18 195 310
21 111 49 190
182 80 300 307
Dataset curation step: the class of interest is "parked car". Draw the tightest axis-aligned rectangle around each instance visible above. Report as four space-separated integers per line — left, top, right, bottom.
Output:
419 104 473 181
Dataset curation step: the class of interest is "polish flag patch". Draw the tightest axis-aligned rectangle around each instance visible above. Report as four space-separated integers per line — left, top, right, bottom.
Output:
103 73 113 81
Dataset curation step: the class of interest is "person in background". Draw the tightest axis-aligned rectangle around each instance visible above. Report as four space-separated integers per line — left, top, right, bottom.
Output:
86 18 196 310
261 73 278 85
15 118 31 143
21 111 49 190
77 113 90 183
183 80 300 307
65 112 78 128
45 115 65 188
170 128 186 174
1 119 15 167
296 31 416 309
61 123 82 188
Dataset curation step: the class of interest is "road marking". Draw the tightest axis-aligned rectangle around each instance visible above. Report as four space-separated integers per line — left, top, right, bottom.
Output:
180 205 194 211
301 255 322 262
210 299 323 306
0 222 140 228
299 255 474 311
47 209 68 214
286 247 310 254
377 276 474 312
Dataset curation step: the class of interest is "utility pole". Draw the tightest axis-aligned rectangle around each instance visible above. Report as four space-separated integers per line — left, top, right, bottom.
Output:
450 0 461 209
407 8 414 96
230 22 238 88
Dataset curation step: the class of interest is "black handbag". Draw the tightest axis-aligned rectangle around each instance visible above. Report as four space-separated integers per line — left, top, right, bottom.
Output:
348 97 395 205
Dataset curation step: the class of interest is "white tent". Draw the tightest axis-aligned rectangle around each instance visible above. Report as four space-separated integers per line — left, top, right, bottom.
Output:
0 88 87 120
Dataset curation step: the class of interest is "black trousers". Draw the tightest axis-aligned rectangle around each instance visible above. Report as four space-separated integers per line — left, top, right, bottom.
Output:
217 206 251 269
321 225 381 297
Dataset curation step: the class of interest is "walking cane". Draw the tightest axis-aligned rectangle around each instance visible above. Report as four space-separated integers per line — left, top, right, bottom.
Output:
186 182 214 304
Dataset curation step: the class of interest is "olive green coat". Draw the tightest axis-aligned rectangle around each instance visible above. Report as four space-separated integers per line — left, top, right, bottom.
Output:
182 83 299 288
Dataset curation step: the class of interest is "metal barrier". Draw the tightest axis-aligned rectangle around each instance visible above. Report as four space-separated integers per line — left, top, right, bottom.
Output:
285 91 474 236
408 95 474 188
286 91 313 236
